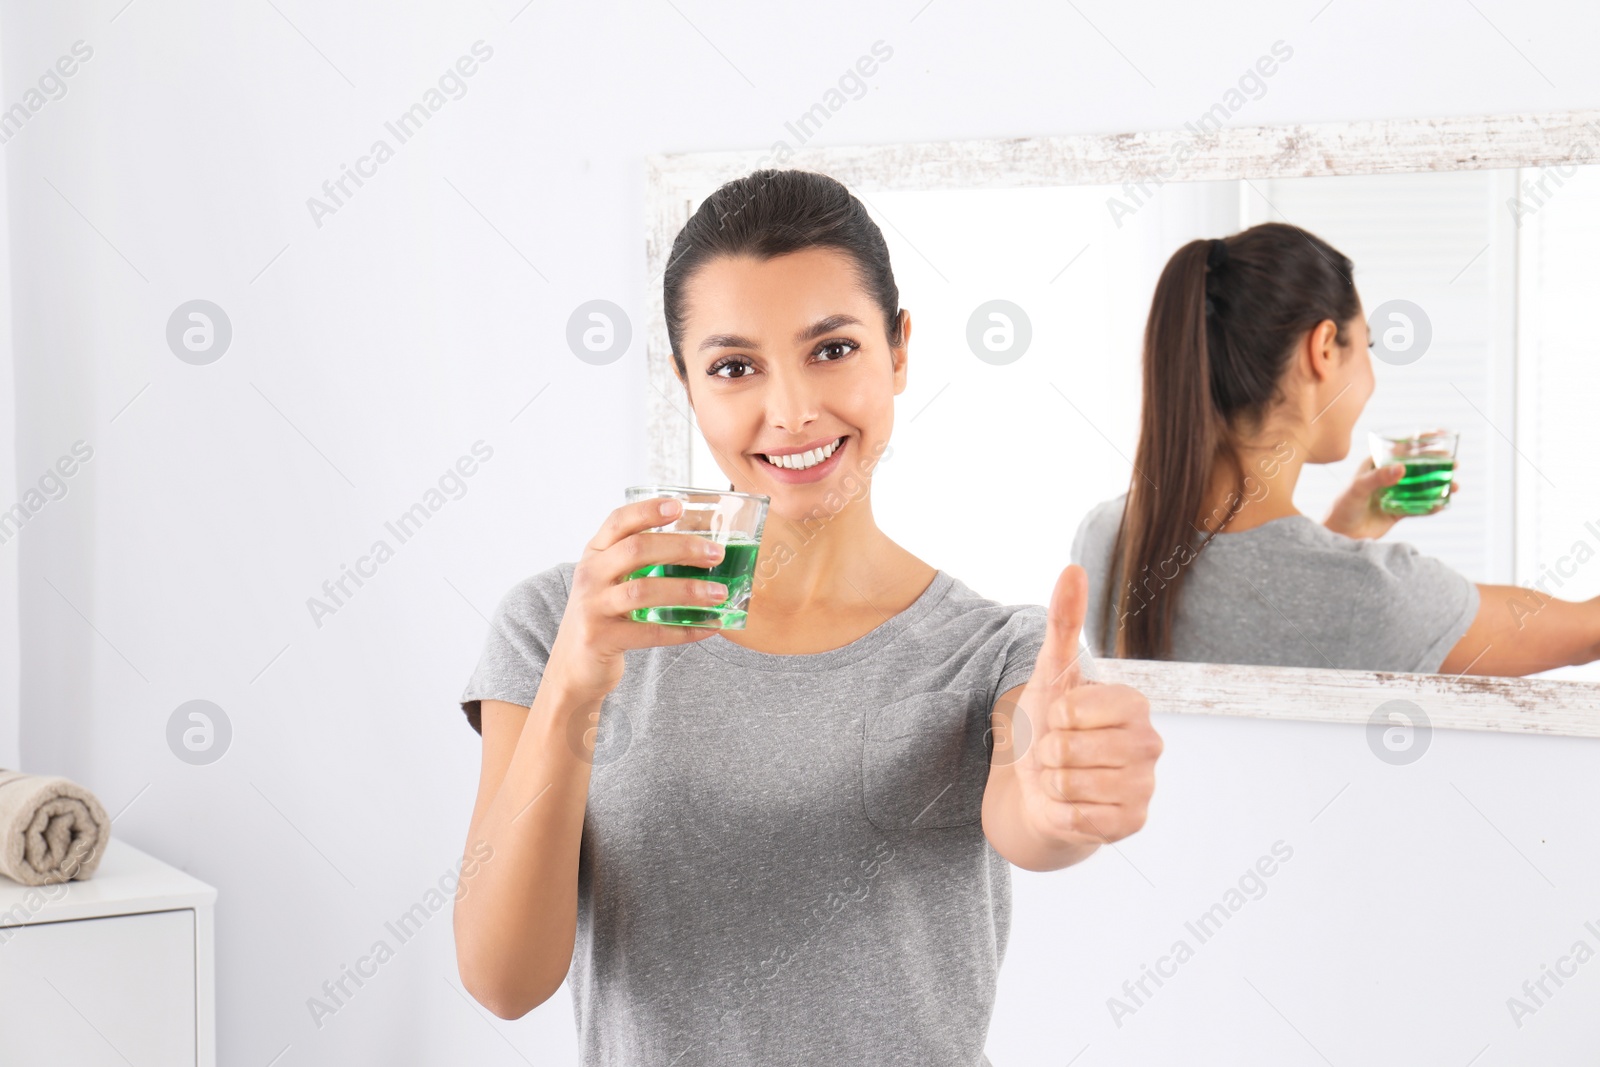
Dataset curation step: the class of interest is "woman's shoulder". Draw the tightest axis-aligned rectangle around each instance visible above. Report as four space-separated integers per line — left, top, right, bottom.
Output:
937 570 1041 617
1070 492 1129 565
931 571 1052 682
1255 517 1467 589
932 573 1050 658
1081 492 1129 524
509 558 577 596
490 560 578 628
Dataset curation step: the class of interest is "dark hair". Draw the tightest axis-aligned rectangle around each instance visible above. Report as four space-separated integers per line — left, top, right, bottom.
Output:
1101 221 1361 659
663 168 903 381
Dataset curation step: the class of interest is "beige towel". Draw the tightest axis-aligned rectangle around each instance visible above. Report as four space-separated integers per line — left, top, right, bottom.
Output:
0 769 111 886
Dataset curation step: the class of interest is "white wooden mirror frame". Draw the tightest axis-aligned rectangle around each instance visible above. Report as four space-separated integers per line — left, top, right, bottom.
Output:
643 109 1600 739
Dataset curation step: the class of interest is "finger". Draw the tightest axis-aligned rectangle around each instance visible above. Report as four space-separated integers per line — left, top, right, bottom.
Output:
1040 766 1153 805
1037 564 1090 690
1034 724 1148 769
603 573 731 621
1360 461 1403 491
588 497 684 555
598 529 726 586
1048 684 1152 733
1030 798 1141 842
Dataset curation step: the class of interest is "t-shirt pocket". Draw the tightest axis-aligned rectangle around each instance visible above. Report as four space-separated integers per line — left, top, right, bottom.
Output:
861 687 993 831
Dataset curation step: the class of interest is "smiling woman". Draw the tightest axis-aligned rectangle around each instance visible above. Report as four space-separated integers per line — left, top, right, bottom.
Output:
451 168 1161 1064
660 172 906 538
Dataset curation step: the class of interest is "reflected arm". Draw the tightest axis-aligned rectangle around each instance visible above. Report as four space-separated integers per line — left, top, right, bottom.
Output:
1438 586 1600 676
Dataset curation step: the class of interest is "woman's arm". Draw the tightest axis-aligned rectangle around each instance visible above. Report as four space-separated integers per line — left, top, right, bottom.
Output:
453 683 600 1018
451 496 730 1017
1438 586 1600 676
982 566 1161 873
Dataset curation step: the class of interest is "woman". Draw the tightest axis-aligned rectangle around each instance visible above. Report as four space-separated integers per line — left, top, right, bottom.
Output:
451 169 1162 1064
1071 222 1600 674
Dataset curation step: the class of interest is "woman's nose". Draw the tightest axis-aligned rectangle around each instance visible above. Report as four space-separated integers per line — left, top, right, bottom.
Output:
764 367 820 431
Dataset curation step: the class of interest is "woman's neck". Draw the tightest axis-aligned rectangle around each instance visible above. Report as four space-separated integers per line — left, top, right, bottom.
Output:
749 494 901 607
719 492 935 653
1198 438 1306 534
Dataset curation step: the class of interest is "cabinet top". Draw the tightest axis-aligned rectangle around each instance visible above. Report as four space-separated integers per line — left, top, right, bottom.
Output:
0 839 216 927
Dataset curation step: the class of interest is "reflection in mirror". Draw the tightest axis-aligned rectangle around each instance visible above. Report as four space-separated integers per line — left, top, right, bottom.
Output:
688 167 1600 682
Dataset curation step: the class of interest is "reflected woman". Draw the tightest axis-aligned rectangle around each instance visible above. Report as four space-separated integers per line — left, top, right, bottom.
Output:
1070 222 1600 675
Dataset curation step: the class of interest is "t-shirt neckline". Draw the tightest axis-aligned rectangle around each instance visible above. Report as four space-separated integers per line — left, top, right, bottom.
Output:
696 569 956 672
1196 513 1319 541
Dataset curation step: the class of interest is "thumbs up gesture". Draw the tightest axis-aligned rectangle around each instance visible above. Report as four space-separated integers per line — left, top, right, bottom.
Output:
1003 564 1161 854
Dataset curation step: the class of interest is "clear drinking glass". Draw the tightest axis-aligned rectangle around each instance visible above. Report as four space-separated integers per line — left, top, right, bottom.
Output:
621 485 770 629
1368 427 1458 516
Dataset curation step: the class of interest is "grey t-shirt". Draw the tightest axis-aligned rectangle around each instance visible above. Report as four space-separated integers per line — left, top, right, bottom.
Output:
1069 493 1480 672
459 562 1065 1066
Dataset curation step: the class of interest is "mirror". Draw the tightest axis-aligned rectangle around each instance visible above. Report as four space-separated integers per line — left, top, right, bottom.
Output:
649 112 1600 730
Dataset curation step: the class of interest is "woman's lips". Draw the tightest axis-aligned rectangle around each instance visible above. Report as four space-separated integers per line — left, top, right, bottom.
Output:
756 435 847 483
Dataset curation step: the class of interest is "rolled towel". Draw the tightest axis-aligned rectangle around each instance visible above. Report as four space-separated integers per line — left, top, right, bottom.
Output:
0 769 111 886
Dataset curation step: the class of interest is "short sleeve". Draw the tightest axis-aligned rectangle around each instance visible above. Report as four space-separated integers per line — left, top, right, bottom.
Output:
990 605 1103 703
458 561 574 735
1351 541 1480 673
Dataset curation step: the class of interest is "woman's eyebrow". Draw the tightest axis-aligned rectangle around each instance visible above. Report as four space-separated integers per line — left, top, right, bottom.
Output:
794 313 863 344
696 314 865 354
697 332 758 353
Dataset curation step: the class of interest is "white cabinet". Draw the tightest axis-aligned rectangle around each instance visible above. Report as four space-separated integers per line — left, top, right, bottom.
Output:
0 840 217 1066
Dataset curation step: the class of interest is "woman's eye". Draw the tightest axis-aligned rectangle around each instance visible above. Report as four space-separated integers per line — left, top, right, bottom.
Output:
816 339 858 362
709 357 754 379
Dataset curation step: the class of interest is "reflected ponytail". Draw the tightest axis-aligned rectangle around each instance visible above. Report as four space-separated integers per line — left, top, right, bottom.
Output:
1099 222 1358 659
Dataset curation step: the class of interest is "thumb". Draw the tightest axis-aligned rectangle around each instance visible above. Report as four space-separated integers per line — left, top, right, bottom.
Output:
1036 564 1089 690
1356 457 1403 490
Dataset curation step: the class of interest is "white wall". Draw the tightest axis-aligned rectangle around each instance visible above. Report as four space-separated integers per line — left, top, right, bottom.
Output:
2 1 1598 1064
0 7 14 771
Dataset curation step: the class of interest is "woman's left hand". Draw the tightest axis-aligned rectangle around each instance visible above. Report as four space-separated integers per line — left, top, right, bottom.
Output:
1322 457 1460 539
1011 565 1161 848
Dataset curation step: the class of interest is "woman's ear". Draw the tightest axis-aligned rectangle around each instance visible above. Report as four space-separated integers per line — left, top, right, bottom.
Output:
679 371 695 411
1305 318 1340 382
891 309 911 394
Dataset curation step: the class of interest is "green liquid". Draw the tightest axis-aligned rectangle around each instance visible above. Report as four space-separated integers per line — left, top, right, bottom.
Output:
1379 457 1455 516
626 537 761 629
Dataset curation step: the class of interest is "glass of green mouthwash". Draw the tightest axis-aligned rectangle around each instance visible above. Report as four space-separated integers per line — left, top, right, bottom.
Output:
1369 428 1458 516
622 485 770 629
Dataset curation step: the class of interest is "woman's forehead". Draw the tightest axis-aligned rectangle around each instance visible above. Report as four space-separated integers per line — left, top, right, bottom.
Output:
682 251 880 336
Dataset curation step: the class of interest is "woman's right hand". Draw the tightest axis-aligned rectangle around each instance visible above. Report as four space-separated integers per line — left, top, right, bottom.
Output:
544 495 729 702
1322 457 1460 540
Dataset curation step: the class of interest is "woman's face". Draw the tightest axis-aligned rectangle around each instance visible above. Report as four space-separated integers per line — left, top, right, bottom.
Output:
1302 306 1374 463
675 247 908 521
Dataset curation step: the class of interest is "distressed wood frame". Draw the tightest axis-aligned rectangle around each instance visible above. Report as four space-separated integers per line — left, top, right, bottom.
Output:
644 109 1600 737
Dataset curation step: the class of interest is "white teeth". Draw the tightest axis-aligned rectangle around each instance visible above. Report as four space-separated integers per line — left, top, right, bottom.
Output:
765 437 841 471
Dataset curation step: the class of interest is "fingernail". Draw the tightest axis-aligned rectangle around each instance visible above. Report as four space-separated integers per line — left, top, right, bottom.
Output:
702 581 727 599
661 499 680 517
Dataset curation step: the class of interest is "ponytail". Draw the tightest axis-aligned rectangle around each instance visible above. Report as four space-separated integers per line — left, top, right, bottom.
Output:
1098 223 1358 659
